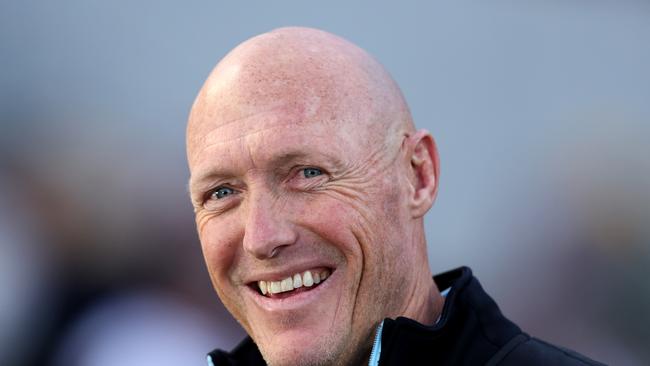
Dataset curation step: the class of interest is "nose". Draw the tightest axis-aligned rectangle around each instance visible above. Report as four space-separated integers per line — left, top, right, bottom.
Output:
242 193 297 260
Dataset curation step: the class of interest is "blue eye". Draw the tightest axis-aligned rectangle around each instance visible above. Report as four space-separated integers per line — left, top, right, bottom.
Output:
212 187 235 199
302 167 323 178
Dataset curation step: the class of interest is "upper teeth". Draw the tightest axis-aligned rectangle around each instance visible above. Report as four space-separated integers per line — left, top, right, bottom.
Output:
258 269 330 296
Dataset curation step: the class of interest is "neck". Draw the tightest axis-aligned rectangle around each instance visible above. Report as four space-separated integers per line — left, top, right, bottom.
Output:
399 226 444 325
402 266 444 326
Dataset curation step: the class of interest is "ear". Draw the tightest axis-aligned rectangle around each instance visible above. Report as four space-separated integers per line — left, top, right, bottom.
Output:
406 130 440 218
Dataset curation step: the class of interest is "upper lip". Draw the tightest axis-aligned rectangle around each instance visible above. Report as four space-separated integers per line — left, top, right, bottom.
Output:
242 261 336 285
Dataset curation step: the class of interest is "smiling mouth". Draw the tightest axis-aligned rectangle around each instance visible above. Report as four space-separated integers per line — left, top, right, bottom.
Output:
255 269 331 298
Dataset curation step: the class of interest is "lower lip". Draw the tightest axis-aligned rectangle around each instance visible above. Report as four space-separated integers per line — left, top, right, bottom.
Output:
248 270 337 312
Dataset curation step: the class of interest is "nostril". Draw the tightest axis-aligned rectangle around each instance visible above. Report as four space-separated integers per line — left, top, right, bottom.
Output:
267 244 294 259
269 247 279 258
243 232 296 260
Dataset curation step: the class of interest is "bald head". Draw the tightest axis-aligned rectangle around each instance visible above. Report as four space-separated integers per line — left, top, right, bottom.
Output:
187 27 414 163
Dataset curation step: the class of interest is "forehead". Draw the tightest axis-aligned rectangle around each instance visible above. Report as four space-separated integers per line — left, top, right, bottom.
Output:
202 100 336 146
188 102 365 182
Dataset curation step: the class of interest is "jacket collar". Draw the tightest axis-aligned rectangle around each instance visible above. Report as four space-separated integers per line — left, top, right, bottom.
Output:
378 267 521 365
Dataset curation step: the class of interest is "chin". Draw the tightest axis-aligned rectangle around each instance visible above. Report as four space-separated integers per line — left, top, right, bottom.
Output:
253 318 369 366
259 341 336 366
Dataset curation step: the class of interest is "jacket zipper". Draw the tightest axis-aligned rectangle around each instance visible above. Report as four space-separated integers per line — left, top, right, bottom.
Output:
368 320 384 366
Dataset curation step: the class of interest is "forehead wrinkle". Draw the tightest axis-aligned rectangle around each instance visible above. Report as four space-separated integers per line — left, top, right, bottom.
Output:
204 103 288 134
203 120 316 148
189 94 338 163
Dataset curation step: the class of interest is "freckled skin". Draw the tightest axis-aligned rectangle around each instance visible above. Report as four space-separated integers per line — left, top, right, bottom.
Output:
187 27 443 366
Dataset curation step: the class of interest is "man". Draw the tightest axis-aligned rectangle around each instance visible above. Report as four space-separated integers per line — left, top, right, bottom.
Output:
186 27 604 366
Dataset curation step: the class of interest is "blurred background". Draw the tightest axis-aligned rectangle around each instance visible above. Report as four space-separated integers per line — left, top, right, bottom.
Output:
1 1 649 365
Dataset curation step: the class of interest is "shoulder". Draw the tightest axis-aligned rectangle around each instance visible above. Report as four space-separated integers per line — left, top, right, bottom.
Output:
495 335 607 366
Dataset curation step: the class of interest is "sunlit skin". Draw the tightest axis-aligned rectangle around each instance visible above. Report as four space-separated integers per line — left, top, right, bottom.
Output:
187 27 444 366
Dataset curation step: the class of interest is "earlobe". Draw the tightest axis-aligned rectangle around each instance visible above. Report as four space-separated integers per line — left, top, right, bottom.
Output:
407 130 439 218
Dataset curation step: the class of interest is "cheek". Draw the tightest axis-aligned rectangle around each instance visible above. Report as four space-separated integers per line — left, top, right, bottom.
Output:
297 191 388 300
197 214 241 286
198 214 252 325
297 192 365 258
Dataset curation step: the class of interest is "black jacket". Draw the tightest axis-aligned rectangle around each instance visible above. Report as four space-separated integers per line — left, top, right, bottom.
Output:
207 267 605 365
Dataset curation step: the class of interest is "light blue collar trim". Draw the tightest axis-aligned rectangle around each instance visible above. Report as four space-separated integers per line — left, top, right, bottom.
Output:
368 286 451 366
368 320 384 366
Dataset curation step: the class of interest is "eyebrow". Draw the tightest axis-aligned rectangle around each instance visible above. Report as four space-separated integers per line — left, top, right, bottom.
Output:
188 150 338 195
188 166 239 197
